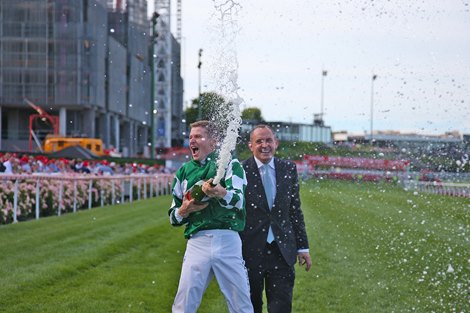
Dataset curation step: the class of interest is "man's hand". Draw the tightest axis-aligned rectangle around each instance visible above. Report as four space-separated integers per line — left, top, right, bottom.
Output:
202 178 227 199
178 191 209 218
298 252 312 272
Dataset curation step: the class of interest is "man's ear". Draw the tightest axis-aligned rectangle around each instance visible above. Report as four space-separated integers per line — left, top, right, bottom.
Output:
248 141 253 151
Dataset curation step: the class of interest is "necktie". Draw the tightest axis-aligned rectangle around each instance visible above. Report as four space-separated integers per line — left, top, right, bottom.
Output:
262 164 275 243
262 164 274 208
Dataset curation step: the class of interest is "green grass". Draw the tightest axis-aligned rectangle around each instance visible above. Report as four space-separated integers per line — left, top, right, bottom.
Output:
0 180 468 313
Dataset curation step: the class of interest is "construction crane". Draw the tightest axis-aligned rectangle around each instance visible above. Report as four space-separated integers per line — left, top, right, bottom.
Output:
25 98 59 152
25 98 106 156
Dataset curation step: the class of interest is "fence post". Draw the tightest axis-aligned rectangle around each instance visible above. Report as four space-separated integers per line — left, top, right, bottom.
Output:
35 179 40 220
138 178 141 201
13 179 19 223
73 180 77 213
149 177 153 198
162 177 166 195
112 180 116 205
129 178 133 203
144 177 147 199
88 180 93 209
121 180 125 204
58 181 63 216
156 178 160 196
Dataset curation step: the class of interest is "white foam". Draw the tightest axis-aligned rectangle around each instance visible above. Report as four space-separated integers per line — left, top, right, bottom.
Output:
213 98 242 184
209 0 244 185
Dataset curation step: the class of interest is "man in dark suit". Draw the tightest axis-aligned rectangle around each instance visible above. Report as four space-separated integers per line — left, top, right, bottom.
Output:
240 124 312 313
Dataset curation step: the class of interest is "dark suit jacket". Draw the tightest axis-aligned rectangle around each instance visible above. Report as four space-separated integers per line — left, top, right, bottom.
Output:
240 156 309 267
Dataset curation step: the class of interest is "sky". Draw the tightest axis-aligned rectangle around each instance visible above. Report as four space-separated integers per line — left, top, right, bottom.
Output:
150 0 470 136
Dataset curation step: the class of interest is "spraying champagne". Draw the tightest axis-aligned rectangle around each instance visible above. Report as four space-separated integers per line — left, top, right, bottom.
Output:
212 98 242 185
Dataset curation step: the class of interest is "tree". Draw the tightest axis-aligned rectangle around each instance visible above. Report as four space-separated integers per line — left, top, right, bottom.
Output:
185 92 230 124
185 92 232 140
241 107 264 122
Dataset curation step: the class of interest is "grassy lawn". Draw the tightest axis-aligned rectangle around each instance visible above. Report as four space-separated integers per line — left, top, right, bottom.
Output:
0 180 468 312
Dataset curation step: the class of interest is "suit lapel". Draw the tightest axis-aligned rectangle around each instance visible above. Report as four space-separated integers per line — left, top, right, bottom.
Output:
273 157 283 208
248 157 270 212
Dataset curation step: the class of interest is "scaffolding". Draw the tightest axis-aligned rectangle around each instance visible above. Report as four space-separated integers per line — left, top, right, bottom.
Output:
0 0 152 155
154 0 172 148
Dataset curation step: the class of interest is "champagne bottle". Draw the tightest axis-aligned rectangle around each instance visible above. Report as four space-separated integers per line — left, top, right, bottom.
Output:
186 180 209 203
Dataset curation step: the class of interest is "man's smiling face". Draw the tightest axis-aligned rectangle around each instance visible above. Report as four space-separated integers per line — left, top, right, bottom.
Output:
248 126 279 164
189 126 216 161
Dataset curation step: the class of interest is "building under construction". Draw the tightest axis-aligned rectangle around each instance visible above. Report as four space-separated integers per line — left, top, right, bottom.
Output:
0 0 183 156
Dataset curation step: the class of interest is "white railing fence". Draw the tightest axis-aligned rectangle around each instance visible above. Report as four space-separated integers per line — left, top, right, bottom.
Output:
0 173 174 224
297 164 470 199
402 180 470 198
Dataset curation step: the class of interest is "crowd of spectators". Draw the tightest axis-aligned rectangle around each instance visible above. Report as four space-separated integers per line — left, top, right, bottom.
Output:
0 153 173 175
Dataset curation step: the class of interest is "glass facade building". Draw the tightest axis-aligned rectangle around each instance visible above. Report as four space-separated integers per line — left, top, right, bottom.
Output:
0 0 183 156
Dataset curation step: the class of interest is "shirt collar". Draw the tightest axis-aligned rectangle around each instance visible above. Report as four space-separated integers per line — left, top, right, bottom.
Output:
254 157 275 170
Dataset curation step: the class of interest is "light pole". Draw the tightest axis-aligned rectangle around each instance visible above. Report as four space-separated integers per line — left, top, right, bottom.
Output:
150 12 159 159
197 48 203 120
320 69 327 125
370 74 377 144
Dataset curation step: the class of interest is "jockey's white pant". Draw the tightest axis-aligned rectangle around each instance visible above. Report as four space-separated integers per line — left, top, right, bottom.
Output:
172 229 253 313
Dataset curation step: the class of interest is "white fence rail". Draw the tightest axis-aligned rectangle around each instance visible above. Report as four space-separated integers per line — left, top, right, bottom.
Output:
403 180 470 198
297 166 470 198
0 173 174 224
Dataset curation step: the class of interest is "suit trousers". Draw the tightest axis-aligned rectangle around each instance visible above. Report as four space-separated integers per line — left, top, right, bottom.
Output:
247 241 295 313
172 229 253 313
